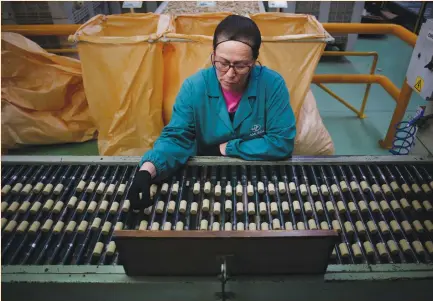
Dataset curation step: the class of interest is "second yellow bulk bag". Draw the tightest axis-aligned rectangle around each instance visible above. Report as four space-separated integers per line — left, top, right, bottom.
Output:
162 12 328 124
162 12 232 124
161 12 333 155
250 13 328 120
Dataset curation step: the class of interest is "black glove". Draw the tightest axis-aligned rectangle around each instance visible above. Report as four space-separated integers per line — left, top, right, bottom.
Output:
128 170 152 211
199 143 222 156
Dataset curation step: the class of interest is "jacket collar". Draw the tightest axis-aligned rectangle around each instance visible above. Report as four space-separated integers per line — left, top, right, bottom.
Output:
206 65 261 98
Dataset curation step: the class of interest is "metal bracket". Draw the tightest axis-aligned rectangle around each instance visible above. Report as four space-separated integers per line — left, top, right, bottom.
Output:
215 257 235 301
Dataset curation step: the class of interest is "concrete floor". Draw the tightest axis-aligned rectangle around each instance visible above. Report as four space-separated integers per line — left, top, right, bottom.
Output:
4 34 428 157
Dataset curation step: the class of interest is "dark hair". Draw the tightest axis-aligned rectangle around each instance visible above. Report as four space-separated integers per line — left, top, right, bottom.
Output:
213 15 262 60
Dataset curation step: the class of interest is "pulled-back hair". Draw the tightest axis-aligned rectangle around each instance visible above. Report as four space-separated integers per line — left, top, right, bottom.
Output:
213 15 262 59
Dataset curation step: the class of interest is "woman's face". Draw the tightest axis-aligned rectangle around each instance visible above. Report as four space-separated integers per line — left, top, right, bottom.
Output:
213 41 255 92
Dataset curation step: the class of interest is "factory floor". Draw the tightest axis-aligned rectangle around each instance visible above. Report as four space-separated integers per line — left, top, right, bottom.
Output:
4 34 427 157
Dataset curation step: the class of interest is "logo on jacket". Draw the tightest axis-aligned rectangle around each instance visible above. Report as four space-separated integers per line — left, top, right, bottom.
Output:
250 124 264 137
251 124 261 132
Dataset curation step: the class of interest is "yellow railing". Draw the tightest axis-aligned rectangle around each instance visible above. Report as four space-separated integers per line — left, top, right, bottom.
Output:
1 22 418 150
318 51 378 119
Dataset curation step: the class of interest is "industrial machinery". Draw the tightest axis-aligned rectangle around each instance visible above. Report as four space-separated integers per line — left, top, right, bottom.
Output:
408 19 433 157
406 20 433 101
1 155 433 301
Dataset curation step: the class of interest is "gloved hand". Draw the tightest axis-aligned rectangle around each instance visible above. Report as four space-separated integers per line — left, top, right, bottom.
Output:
128 170 152 211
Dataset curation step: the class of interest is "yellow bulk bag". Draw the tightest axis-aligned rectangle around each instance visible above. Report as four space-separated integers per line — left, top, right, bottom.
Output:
71 13 170 155
1 32 96 150
162 13 233 124
250 13 328 120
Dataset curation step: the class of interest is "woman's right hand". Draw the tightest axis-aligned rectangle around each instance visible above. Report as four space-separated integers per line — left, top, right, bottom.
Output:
128 170 153 210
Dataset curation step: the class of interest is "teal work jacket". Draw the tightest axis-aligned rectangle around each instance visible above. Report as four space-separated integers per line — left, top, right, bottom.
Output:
140 65 296 180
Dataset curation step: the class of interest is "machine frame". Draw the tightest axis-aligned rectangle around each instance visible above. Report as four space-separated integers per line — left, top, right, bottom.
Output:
1 154 431 165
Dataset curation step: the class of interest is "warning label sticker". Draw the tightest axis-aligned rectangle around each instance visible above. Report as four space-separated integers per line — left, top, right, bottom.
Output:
427 30 433 42
414 76 424 93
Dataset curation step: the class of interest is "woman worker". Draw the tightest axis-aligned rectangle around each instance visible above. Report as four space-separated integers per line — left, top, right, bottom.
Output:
129 15 296 210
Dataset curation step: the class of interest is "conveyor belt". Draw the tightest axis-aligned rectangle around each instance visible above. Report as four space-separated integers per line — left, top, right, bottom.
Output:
1 156 433 267
2 156 433 301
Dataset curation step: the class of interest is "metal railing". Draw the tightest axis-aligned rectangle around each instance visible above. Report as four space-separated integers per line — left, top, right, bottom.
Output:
1 22 418 150
318 51 378 119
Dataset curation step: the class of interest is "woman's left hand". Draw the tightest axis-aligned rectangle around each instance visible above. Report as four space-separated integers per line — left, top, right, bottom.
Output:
219 142 228 156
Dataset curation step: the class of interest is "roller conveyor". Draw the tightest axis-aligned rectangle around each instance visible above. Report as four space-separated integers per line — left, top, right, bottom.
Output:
2 155 433 301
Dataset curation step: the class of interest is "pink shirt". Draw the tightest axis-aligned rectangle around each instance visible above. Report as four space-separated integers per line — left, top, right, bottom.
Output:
222 88 243 113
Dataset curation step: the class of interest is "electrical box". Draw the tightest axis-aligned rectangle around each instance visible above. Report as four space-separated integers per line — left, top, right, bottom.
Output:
407 20 433 157
406 19 433 101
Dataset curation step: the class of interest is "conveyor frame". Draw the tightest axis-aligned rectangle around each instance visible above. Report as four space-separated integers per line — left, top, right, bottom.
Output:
2 264 433 301
1 154 432 165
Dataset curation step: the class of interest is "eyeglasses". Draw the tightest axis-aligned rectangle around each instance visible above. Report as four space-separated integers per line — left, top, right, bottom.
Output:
213 60 253 75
